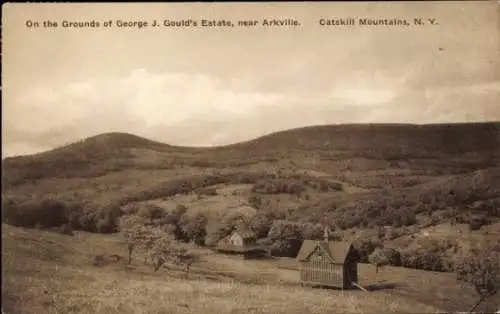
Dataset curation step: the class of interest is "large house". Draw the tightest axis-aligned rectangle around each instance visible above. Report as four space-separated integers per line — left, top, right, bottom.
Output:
215 228 270 259
296 228 358 289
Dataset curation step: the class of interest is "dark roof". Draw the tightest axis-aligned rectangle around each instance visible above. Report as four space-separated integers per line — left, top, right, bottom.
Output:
215 244 268 253
296 240 354 264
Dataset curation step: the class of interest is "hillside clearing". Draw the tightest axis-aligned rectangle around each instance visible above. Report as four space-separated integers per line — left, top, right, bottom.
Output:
2 224 448 314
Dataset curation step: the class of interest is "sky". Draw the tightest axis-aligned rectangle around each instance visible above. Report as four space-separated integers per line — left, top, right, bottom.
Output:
3 2 500 156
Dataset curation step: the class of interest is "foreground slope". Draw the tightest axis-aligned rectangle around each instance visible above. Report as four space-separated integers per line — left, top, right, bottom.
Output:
2 224 444 314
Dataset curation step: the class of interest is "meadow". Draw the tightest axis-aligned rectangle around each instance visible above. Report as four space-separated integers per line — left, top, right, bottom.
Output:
2 223 472 314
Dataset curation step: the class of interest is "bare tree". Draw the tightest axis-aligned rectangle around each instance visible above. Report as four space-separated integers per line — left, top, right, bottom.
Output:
171 247 201 278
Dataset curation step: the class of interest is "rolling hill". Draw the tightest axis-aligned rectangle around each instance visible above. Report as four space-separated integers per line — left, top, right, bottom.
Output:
2 122 500 313
3 122 499 229
4 122 499 185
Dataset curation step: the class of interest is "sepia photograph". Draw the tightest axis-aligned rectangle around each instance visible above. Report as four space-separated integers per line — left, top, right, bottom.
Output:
2 2 500 313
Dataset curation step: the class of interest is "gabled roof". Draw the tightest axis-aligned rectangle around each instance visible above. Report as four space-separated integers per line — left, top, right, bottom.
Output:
296 240 355 264
231 228 256 241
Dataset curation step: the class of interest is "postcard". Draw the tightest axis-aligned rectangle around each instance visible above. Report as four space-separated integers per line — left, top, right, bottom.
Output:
2 2 499 314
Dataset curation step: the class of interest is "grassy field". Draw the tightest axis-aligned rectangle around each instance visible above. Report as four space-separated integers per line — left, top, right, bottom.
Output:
1 223 457 314
4 224 499 314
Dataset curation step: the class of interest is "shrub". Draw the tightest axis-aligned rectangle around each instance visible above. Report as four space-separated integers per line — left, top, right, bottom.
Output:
204 221 233 247
369 248 391 273
4 198 68 228
170 247 201 278
300 223 325 240
306 179 342 192
93 254 122 267
248 195 263 209
95 217 116 233
394 211 418 227
248 212 275 238
179 213 208 245
369 247 402 271
383 227 404 240
137 203 166 222
469 217 488 231
147 233 174 271
59 223 74 236
453 242 500 312
252 179 305 196
172 204 188 217
2 197 19 224
195 187 218 196
401 237 458 272
122 225 163 265
65 201 85 229
148 234 201 276
353 236 382 263
266 220 303 257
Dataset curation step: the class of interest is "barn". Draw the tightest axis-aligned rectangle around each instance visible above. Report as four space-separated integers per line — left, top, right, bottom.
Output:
215 229 270 259
296 230 358 289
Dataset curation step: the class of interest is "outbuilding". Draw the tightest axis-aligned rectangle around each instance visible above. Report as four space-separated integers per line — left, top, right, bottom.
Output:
296 228 358 289
215 229 270 259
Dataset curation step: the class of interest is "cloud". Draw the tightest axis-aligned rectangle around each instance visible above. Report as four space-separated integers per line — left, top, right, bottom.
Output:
3 69 292 155
3 68 499 157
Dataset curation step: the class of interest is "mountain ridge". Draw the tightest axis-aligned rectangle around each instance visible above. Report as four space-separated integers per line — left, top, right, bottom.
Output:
3 122 499 187
5 121 500 159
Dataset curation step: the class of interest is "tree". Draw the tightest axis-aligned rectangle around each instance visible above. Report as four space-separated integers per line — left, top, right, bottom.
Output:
401 237 458 272
353 236 382 263
300 223 325 240
454 243 500 313
248 212 275 238
204 212 249 247
172 204 188 218
137 203 165 223
204 220 231 247
119 215 150 264
369 248 392 273
123 226 148 264
148 234 176 272
267 220 303 257
248 195 262 209
171 247 201 278
147 234 201 276
179 213 207 245
141 227 165 265
9 198 68 228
